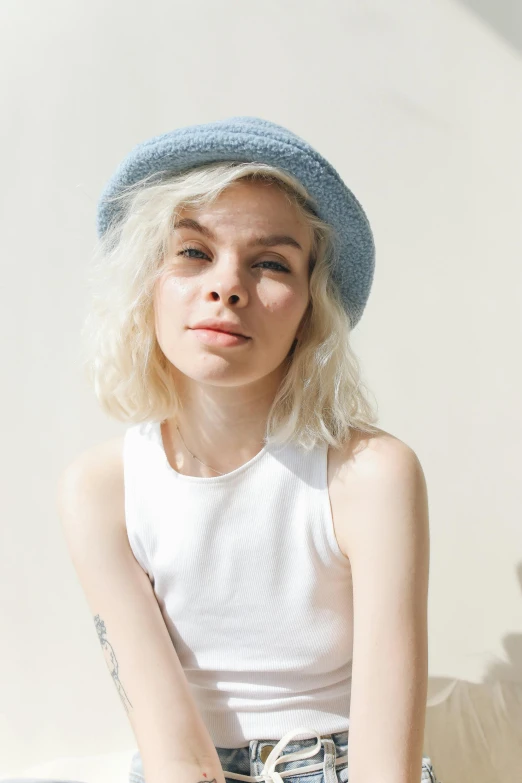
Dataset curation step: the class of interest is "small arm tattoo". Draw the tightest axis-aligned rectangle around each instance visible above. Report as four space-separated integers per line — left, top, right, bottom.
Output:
94 614 133 713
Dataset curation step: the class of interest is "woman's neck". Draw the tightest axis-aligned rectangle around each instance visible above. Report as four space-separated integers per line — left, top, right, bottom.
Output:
160 418 267 478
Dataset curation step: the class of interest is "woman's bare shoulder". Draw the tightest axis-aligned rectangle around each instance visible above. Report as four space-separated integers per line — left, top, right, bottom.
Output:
58 435 126 530
330 426 404 474
64 435 125 474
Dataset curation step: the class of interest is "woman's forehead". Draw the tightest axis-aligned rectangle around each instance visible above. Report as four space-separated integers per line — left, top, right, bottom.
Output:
173 184 313 249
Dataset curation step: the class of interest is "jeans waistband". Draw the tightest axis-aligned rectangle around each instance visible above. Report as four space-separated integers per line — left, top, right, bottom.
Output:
221 727 348 783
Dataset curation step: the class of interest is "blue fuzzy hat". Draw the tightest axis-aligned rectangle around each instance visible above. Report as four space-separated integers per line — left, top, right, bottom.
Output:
96 115 375 329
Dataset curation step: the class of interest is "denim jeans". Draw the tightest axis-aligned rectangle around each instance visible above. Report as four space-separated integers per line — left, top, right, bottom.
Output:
128 727 442 783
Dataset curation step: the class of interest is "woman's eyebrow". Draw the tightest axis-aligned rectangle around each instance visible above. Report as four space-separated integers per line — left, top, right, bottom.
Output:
173 217 303 251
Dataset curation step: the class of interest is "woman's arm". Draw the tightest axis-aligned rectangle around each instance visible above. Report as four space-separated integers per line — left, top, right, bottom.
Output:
335 435 430 783
56 445 227 783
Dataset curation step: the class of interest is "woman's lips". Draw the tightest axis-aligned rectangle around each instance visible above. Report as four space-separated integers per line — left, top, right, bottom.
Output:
191 328 250 347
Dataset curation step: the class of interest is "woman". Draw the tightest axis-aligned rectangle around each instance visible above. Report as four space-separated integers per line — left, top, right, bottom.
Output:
58 116 441 783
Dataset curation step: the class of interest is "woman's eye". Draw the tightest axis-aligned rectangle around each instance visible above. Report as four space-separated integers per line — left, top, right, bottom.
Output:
178 247 209 260
178 247 207 259
177 247 290 273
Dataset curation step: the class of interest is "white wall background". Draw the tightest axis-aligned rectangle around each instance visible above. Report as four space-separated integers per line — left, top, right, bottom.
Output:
0 0 520 774
457 0 522 53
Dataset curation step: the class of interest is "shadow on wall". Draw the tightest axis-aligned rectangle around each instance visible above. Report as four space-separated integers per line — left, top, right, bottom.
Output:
424 562 522 781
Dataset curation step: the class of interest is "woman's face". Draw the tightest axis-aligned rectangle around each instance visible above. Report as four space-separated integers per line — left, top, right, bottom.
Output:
153 179 313 392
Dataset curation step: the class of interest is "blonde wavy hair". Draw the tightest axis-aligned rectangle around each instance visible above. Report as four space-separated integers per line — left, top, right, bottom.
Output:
82 161 380 451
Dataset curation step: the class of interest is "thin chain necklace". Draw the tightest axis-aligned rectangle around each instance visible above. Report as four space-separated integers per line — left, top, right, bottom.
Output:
175 424 226 476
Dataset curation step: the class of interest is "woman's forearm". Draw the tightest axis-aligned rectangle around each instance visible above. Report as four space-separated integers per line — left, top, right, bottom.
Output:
146 753 228 783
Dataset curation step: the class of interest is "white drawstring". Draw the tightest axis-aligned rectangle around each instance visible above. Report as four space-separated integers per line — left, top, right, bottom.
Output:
221 727 348 783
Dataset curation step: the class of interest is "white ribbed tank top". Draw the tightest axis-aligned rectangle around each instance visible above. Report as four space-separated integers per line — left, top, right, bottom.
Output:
123 419 354 748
